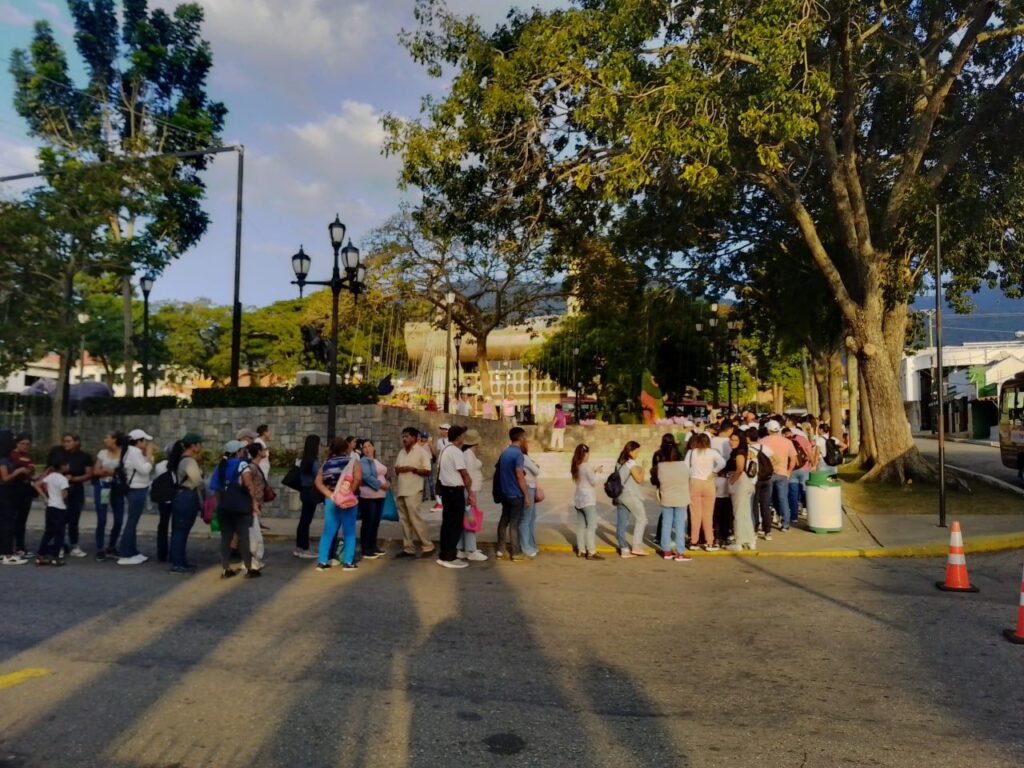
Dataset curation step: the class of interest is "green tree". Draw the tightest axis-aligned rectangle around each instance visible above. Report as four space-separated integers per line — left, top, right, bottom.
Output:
10 0 227 396
391 0 1024 482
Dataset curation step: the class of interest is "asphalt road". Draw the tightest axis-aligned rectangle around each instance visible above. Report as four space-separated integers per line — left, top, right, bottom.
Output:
915 437 1023 487
2 544 1024 768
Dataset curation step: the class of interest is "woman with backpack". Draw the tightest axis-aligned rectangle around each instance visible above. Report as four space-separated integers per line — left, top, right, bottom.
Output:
314 436 363 572
725 430 756 551
211 440 260 579
747 428 775 541
91 431 126 561
613 441 649 558
816 423 842 477
167 434 205 574
686 433 725 551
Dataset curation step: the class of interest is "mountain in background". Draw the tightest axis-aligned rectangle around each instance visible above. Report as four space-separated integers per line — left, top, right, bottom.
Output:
911 285 1024 346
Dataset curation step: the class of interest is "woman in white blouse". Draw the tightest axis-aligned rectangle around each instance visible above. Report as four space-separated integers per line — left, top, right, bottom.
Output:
570 444 603 560
519 443 542 558
686 433 726 551
457 431 487 561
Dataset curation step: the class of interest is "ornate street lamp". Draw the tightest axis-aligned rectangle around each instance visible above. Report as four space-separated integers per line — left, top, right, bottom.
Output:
443 290 455 413
290 214 366 440
140 274 155 397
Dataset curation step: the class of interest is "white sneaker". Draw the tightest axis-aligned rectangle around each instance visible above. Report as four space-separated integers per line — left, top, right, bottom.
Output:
1 555 28 566
69 546 87 558
456 550 467 560
117 554 147 566
292 549 317 559
467 550 488 562
436 558 468 569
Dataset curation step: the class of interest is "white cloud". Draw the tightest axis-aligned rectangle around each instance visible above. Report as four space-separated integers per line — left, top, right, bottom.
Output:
290 100 386 152
0 4 33 26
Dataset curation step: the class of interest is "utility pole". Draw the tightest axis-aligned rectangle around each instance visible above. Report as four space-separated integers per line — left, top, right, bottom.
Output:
935 205 947 528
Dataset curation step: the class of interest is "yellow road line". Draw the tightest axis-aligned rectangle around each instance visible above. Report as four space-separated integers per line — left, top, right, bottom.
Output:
0 668 51 691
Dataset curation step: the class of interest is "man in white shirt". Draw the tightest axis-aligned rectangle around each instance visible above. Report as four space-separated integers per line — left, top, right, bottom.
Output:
431 424 451 512
394 427 435 558
254 424 272 478
436 425 473 568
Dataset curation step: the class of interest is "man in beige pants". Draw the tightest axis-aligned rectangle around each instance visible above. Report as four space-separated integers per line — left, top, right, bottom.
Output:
393 426 435 558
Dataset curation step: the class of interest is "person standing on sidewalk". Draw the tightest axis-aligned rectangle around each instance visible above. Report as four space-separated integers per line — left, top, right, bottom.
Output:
153 444 177 563
46 434 92 558
761 420 797 531
655 443 691 561
785 424 814 522
357 439 389 559
687 433 725 551
614 441 649 558
314 436 362 572
210 441 260 579
168 433 205 574
294 434 322 559
393 427 435 559
747 428 775 541
33 458 70 566
431 424 451 512
2 433 37 557
519 443 542 558
550 404 568 451
726 430 756 551
92 431 125 561
570 444 603 560
458 430 488 561
495 427 530 561
0 431 28 565
436 425 472 569
117 429 155 566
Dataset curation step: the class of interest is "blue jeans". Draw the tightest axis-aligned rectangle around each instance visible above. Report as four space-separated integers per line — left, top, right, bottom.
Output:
615 503 629 550
788 467 809 521
94 483 124 551
771 474 792 529
319 498 357 565
519 487 538 556
660 506 687 554
575 505 598 555
170 490 200 568
119 488 148 557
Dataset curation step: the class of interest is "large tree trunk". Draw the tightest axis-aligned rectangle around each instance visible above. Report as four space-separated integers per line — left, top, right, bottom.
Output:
771 382 784 413
847 353 860 455
827 349 844 438
122 275 134 397
857 364 877 466
475 332 492 398
812 352 827 417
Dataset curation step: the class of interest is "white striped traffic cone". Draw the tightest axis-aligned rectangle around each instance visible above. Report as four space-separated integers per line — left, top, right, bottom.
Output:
935 521 978 593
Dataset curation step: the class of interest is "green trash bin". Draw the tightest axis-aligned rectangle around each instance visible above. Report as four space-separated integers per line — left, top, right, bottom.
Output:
807 470 833 487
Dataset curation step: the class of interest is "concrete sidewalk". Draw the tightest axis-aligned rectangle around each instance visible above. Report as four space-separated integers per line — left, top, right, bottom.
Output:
22 450 1024 558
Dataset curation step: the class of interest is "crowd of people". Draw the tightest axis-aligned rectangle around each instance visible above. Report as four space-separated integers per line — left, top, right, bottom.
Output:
577 411 846 561
0 410 844 573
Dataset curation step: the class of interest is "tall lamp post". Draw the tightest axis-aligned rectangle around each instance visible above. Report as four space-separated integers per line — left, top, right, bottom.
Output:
290 214 366 441
453 331 463 399
140 274 155 397
572 346 580 423
443 291 455 413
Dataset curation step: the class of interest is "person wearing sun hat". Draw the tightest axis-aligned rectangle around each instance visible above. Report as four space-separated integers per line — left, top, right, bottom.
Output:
457 429 488 561
760 419 798 531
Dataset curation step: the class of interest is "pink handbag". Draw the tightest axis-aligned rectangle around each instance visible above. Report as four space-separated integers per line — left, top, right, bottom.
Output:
331 461 359 509
463 504 483 533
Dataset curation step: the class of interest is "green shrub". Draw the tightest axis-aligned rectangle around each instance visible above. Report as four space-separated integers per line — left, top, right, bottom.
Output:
80 396 179 415
190 384 377 409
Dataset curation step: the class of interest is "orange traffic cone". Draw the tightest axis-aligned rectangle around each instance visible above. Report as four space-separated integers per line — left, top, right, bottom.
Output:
1003 562 1024 644
935 521 979 593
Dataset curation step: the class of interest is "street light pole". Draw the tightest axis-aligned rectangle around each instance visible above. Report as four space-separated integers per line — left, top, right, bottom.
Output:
572 346 580 424
443 291 455 413
290 214 366 441
454 331 463 398
140 274 154 397
935 205 947 528
77 312 90 383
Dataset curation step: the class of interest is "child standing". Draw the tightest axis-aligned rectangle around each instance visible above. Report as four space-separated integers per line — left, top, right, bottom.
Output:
35 462 70 566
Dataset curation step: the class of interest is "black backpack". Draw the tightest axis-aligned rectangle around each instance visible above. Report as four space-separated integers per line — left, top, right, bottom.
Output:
111 450 131 495
750 446 774 481
492 461 504 504
603 464 625 500
824 437 843 466
150 469 179 504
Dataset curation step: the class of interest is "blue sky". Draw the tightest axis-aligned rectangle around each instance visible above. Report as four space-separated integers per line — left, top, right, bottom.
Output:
0 0 567 307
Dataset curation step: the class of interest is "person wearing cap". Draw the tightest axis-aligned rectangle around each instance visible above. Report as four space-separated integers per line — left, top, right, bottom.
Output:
211 439 260 578
457 429 487 561
760 419 798 532
168 433 205 573
117 429 155 566
236 428 258 445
